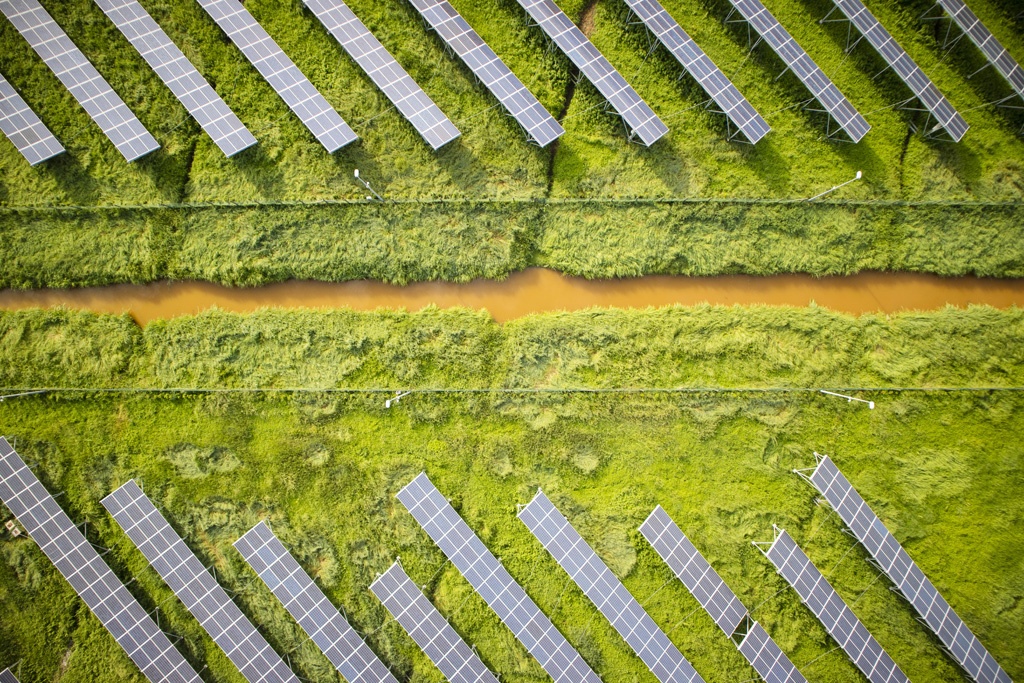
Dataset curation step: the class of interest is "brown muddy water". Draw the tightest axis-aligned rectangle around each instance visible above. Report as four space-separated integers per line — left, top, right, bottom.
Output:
0 269 1022 326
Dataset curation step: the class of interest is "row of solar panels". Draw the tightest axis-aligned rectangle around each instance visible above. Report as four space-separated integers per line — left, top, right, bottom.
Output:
0 436 1010 683
2 0 1022 167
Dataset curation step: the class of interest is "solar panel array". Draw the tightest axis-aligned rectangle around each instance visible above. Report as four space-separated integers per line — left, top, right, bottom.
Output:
0 71 63 164
370 561 499 683
408 0 563 147
93 0 256 157
805 455 1011 683
303 0 459 150
761 528 908 683
101 481 299 683
640 506 806 683
234 521 397 683
519 491 701 683
623 0 769 143
0 0 159 161
397 473 601 683
0 668 19 683
828 0 968 141
515 0 667 146
195 0 356 152
725 0 869 142
0 439 201 683
937 0 1024 100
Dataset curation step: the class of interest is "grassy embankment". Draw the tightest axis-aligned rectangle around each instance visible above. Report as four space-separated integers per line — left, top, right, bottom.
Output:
0 306 1022 682
1 0 1024 286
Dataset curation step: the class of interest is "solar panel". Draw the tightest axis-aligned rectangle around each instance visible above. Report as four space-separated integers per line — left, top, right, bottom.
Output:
370 561 499 683
737 622 807 683
303 0 459 150
801 454 1011 683
639 506 748 635
759 528 908 683
826 0 968 141
0 439 201 683
519 491 702 683
515 0 667 146
407 0 564 147
396 473 601 683
101 481 299 683
92 0 257 157
723 0 869 142
0 0 159 161
639 506 806 683
194 0 356 152
0 669 19 683
0 71 63 164
937 0 1024 100
233 522 397 683
623 0 769 143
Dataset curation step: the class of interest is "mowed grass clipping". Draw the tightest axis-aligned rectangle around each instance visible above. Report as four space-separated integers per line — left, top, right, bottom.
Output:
1 0 1024 284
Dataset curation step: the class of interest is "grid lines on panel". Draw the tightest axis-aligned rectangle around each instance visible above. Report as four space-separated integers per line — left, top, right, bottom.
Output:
234 522 397 683
0 669 19 683
519 492 702 683
0 438 201 683
0 0 159 161
761 528 908 683
370 561 498 683
737 622 806 683
408 0 563 146
0 71 63 164
937 0 1024 99
623 0 769 143
194 0 356 152
806 455 1010 683
725 0 869 142
303 0 458 150
93 0 256 156
101 481 298 683
639 506 748 636
515 0 667 145
640 506 805 683
829 0 968 141
396 473 601 683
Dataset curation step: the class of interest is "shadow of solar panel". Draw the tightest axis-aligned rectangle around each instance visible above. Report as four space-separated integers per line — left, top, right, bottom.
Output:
0 71 63 164
234 522 397 683
803 455 1011 683
738 622 806 683
0 0 159 161
515 0 667 145
407 0 563 147
370 561 498 683
195 0 356 152
760 528 908 683
303 0 458 150
102 481 299 683
828 0 967 141
0 439 201 683
639 506 748 635
723 0 868 142
0 669 18 683
93 0 256 156
623 0 769 143
397 473 601 683
521 492 702 683
937 0 1024 99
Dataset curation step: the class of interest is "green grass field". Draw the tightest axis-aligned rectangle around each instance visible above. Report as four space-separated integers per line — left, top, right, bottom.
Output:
1 0 1024 285
1 306 1023 682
